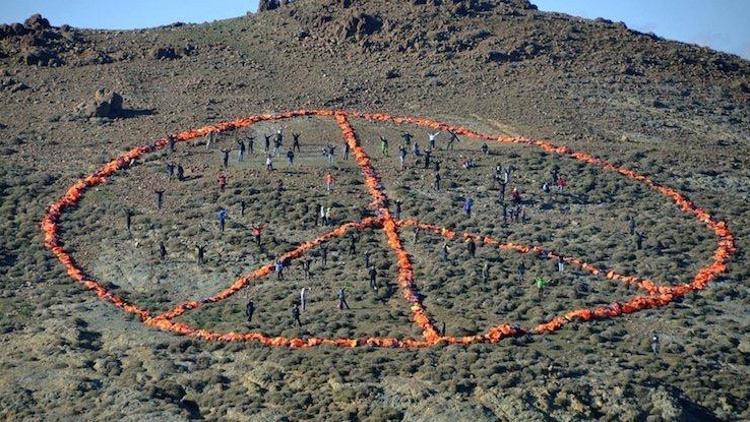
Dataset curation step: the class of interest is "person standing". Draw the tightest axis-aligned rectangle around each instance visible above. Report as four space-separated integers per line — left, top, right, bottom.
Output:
423 148 432 169
159 241 167 261
557 255 564 272
428 131 440 150
220 148 231 169
217 208 228 233
467 238 476 258
154 190 165 210
434 172 441 191
380 135 389 157
246 300 255 322
291 303 301 327
337 288 350 310
446 131 459 150
251 224 265 246
321 245 328 268
217 173 227 192
300 287 308 311
303 258 312 280
286 149 295 165
176 165 184 181
125 209 133 233
482 262 489 283
463 197 473 217
292 133 301 153
275 259 285 280
167 135 176 153
440 242 450 262
196 244 206 265
364 249 371 269
325 173 335 194
237 139 246 162
651 332 659 354
394 200 402 220
368 266 378 290
343 142 350 160
517 262 526 281
247 136 255 155
265 155 273 172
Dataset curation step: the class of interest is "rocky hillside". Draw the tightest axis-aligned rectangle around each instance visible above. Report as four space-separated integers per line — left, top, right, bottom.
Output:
0 0 748 420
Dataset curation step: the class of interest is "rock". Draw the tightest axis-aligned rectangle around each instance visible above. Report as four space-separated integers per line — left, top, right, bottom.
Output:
24 14 51 30
385 68 400 79
21 47 61 66
336 12 382 40
150 45 179 60
10 23 28 36
75 89 124 118
0 77 29 93
738 338 750 354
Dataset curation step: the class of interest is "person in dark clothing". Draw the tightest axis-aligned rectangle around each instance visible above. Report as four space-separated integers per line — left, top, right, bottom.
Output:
401 132 413 145
292 133 301 152
434 172 441 191
176 165 185 181
467 238 476 258
291 304 301 326
246 300 255 322
636 231 647 250
368 266 378 290
337 288 350 310
237 139 246 162
154 190 165 210
517 262 526 281
248 136 255 155
394 200 402 220
628 216 636 235
240 200 246 217
220 149 231 169
286 149 295 165
125 209 133 233
303 258 312 280
498 181 507 202
159 241 167 260
502 203 508 225
424 149 432 169
196 244 206 265
166 163 176 178
446 131 459 150
167 135 176 153
321 245 328 268
264 134 272 152
349 235 357 255
343 142 350 160
480 143 489 155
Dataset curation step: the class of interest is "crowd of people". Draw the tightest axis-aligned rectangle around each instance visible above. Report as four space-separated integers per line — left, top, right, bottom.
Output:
137 124 653 343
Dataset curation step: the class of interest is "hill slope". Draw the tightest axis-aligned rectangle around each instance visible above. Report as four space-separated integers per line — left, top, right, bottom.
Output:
1 0 748 419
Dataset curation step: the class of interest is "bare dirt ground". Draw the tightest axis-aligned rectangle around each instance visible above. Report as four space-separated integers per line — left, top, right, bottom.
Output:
1 0 749 420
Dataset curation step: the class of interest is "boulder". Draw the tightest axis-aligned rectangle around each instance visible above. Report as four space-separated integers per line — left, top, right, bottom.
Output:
24 14 51 30
76 89 124 118
149 45 179 60
21 47 61 66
